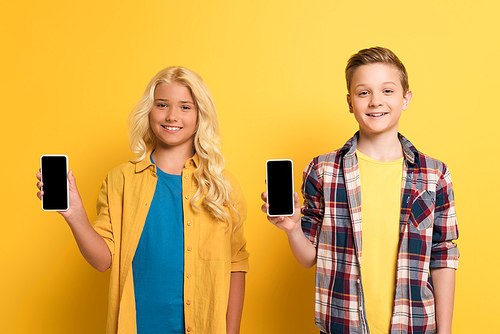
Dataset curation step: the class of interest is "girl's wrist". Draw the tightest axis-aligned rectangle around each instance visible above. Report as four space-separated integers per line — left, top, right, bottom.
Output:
64 206 87 226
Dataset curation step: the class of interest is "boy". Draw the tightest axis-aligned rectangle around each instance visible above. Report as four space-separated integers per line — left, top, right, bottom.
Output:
262 47 459 334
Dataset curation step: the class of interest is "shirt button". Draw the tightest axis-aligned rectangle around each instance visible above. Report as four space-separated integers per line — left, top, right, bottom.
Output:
359 305 363 311
187 246 192 251
185 195 189 199
186 300 191 306
357 279 360 284
187 327 192 332
185 174 189 179
187 273 191 278
187 221 191 226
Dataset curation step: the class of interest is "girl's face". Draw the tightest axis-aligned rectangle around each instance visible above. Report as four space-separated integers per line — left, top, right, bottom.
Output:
149 82 198 153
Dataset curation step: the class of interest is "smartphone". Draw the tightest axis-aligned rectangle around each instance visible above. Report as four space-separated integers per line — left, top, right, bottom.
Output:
266 159 294 217
40 154 69 211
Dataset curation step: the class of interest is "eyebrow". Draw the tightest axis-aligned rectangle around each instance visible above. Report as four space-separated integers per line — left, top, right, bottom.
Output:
354 81 398 89
154 98 194 104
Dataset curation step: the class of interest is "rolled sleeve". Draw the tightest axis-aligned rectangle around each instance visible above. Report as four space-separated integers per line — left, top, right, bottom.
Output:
92 177 115 264
301 158 324 248
430 166 459 269
228 173 250 273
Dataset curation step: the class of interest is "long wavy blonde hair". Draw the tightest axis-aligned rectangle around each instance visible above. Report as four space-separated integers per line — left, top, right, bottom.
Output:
128 66 234 223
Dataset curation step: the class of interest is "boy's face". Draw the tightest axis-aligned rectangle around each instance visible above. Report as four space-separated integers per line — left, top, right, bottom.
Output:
347 63 412 137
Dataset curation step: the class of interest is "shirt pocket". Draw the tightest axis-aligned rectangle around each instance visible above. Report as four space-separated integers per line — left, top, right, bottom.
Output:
198 212 231 261
410 190 436 230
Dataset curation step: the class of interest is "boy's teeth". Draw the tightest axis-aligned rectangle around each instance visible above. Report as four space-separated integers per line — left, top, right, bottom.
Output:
369 113 385 117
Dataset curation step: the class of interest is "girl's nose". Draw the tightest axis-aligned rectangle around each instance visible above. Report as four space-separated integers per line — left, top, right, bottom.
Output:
165 109 179 122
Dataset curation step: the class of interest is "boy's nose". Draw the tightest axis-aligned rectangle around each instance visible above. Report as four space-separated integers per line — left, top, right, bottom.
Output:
369 94 383 107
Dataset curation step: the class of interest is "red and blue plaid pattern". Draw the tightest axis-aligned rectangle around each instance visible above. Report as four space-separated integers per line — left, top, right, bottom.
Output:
301 133 459 334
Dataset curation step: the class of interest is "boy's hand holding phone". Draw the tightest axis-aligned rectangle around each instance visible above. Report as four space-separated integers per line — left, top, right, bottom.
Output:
261 191 302 234
262 159 302 234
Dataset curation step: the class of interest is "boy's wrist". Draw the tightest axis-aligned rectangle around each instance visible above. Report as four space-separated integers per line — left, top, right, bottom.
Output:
285 221 303 238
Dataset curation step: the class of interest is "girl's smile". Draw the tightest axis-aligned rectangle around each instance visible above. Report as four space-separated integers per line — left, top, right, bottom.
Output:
149 82 198 152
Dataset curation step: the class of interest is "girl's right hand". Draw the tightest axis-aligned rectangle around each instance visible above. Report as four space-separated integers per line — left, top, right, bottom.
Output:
260 191 302 235
36 169 85 222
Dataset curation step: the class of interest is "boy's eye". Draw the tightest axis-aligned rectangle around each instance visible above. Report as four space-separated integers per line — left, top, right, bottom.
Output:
358 91 369 96
384 89 394 94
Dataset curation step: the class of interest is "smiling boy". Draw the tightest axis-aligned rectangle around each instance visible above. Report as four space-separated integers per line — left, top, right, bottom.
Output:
262 47 459 334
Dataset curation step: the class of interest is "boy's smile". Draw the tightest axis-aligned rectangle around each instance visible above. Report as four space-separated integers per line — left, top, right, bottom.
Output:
347 63 412 137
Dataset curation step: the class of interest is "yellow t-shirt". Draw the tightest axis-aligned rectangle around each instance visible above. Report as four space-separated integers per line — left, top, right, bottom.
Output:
357 150 403 334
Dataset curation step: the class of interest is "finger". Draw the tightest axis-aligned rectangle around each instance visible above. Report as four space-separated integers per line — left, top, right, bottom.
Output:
261 203 269 213
261 192 268 201
268 217 279 225
37 190 44 200
37 181 43 190
36 172 42 181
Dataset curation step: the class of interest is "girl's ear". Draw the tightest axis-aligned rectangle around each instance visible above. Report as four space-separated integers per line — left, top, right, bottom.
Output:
346 94 354 113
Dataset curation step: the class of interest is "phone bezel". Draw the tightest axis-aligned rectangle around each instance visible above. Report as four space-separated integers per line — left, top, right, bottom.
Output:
266 159 294 217
40 154 69 212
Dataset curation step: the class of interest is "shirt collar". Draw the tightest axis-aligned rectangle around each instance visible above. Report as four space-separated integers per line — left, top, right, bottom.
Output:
185 153 199 168
134 152 199 173
340 131 418 165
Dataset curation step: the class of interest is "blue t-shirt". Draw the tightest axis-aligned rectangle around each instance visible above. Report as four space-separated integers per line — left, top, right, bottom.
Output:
132 155 185 333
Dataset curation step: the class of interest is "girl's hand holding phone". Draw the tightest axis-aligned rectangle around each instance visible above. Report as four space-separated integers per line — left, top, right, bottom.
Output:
36 168 85 223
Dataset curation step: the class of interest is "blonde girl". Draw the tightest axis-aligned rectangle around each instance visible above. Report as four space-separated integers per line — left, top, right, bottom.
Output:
36 67 249 334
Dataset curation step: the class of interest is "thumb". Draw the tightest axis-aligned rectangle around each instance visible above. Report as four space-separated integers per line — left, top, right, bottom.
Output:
294 192 300 208
68 169 77 188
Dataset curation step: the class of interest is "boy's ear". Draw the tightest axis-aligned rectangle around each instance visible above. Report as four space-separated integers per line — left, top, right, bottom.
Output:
346 94 353 113
402 90 413 111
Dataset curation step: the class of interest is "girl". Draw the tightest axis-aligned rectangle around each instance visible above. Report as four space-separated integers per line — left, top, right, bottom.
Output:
36 67 249 334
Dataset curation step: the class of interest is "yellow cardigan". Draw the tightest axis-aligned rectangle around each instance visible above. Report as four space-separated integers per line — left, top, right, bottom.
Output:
93 154 249 334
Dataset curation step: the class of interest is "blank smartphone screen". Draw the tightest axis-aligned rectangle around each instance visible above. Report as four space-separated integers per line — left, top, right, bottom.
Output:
266 159 294 216
41 155 69 211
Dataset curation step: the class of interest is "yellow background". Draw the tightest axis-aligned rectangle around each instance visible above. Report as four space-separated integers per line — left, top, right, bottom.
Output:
1 0 498 332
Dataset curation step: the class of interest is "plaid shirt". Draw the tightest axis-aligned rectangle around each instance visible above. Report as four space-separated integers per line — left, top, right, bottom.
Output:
301 133 459 334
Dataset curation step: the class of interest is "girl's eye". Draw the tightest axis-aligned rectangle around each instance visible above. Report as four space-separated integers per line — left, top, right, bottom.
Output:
157 103 167 108
181 105 191 110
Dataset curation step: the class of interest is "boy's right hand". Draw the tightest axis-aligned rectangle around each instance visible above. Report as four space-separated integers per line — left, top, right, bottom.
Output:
260 192 302 234
36 169 85 222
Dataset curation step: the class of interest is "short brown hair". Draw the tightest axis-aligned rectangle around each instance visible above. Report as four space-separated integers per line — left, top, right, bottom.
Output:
345 47 409 95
